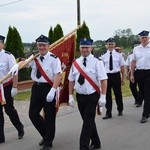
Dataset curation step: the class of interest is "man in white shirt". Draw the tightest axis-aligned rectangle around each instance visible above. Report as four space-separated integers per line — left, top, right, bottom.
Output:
126 41 143 107
130 30 150 123
68 38 107 150
101 38 125 119
9 35 62 150
0 35 24 144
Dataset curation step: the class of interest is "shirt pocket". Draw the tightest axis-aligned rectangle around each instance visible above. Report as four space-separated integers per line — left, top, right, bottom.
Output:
44 66 53 78
0 63 7 71
85 68 96 76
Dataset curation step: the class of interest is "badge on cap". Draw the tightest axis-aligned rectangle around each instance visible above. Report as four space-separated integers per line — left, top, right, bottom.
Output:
105 37 115 43
138 30 149 37
79 38 93 46
36 34 50 44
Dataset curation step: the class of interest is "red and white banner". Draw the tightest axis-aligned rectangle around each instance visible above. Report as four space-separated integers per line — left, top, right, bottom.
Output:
50 34 75 105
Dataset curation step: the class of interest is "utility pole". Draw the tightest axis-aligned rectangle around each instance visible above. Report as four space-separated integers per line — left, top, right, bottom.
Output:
77 0 81 25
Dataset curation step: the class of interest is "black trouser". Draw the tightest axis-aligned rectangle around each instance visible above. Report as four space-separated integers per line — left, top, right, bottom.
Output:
129 70 143 105
76 92 100 150
0 84 23 142
29 82 56 147
106 72 123 115
135 70 150 118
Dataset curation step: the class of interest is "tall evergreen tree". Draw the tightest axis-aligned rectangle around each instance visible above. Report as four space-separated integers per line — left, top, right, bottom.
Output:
76 21 91 52
53 24 64 43
48 26 53 43
5 26 30 81
12 27 25 57
5 26 25 58
5 26 14 53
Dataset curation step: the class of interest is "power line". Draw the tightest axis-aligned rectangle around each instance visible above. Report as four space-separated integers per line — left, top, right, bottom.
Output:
0 0 23 7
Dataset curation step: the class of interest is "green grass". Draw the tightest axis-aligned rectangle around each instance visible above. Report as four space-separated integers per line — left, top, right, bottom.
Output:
122 79 132 97
14 80 132 101
14 91 31 101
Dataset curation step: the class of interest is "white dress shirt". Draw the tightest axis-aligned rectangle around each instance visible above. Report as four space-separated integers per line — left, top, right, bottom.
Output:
0 49 16 83
126 53 133 69
132 43 150 70
29 51 62 82
68 54 108 95
101 49 125 73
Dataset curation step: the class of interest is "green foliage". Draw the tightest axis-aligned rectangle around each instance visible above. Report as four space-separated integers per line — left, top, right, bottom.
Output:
114 28 139 49
5 26 14 53
5 26 25 58
12 27 25 57
53 24 64 43
14 90 31 101
5 26 30 81
94 28 140 57
76 21 91 52
18 68 31 82
48 26 54 43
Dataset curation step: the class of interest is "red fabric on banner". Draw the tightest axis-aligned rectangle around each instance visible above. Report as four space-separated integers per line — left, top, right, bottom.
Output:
50 34 75 105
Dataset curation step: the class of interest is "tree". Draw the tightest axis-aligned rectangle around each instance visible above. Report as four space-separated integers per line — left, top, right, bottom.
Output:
5 26 30 81
113 28 139 49
5 26 25 58
12 27 25 57
48 26 54 43
76 21 91 52
53 24 64 43
5 26 14 53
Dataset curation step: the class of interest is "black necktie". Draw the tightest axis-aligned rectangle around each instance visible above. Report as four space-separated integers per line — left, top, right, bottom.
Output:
36 56 44 79
78 58 87 85
109 52 113 71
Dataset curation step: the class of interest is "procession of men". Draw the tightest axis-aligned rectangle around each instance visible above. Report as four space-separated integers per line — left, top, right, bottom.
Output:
0 30 150 150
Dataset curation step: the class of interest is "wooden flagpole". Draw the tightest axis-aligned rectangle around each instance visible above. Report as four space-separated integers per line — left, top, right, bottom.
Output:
0 25 81 105
0 25 81 85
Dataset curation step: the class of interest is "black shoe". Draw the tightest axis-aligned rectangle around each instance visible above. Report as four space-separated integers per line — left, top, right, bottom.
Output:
146 114 150 119
18 125 25 139
39 139 44 146
89 144 101 150
40 145 53 150
140 117 147 123
118 112 123 116
102 115 112 119
0 140 5 144
136 104 142 107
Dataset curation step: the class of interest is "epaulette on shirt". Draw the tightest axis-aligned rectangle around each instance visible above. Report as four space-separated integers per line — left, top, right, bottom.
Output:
50 54 57 58
94 56 101 61
5 51 11 55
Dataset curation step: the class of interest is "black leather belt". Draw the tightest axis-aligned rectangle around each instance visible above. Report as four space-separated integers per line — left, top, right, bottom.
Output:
34 82 49 85
137 69 150 72
107 72 120 75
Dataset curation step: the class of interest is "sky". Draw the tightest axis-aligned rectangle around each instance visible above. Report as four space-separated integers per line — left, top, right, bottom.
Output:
0 0 150 43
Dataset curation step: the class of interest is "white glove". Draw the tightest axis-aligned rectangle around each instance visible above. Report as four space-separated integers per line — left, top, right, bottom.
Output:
98 94 106 107
8 64 19 76
46 87 56 102
69 95 75 107
11 88 18 97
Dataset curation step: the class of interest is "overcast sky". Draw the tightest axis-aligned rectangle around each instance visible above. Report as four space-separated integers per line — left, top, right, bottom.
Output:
0 0 150 43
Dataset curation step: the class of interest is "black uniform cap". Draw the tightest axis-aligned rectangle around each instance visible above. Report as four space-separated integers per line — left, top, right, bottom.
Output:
138 30 149 37
0 35 5 43
36 34 50 44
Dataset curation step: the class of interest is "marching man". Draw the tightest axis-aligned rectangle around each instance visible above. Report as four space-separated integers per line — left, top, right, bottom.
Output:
0 35 24 144
9 35 62 150
68 38 107 150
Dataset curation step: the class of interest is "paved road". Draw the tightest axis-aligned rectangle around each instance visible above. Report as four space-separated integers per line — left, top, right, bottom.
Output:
1 97 150 150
